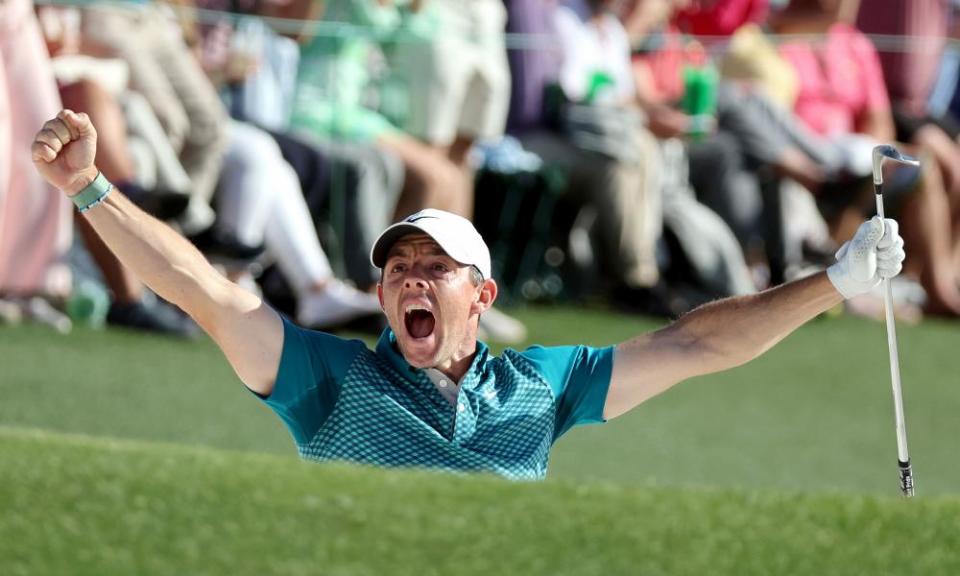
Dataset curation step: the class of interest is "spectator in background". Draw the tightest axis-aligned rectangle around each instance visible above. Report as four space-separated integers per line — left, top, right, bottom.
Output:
506 0 663 296
32 4 207 335
171 0 388 328
551 0 757 302
80 0 229 238
0 0 73 327
285 0 463 221
625 0 827 255
213 121 382 329
58 79 198 335
279 0 526 341
192 0 404 290
389 0 511 216
774 0 960 316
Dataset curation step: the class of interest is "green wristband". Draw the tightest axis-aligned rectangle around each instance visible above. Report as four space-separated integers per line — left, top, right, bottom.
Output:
71 172 113 213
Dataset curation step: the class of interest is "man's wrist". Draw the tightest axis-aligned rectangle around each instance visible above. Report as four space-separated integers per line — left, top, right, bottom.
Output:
827 262 876 300
826 264 851 299
65 166 101 197
70 171 114 213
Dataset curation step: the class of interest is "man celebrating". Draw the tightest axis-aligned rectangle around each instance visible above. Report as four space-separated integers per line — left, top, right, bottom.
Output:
32 110 905 479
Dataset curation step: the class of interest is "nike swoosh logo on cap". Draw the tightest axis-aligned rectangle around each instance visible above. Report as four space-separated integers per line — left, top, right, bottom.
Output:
405 215 439 223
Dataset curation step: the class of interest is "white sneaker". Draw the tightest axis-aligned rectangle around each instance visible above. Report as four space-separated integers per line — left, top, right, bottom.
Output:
22 297 72 334
297 280 382 330
478 306 527 344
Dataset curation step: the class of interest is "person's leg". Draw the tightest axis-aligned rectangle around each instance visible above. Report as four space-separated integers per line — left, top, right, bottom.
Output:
520 130 662 289
686 132 763 249
217 122 379 327
898 150 960 316
445 135 476 217
81 5 191 150
323 140 404 288
661 140 756 298
277 131 403 287
144 7 228 235
149 9 227 202
266 161 382 328
908 120 960 268
81 5 216 233
387 0 511 219
376 132 462 219
214 123 276 248
445 0 511 218
0 0 72 297
119 91 193 195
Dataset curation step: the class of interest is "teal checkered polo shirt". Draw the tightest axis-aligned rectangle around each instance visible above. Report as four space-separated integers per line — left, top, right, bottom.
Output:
259 317 614 480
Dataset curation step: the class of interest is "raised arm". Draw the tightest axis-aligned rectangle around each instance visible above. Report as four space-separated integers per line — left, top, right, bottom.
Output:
604 217 905 419
32 110 282 396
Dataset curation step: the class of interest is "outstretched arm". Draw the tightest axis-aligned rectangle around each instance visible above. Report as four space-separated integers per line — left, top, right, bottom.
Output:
604 217 905 419
32 110 282 396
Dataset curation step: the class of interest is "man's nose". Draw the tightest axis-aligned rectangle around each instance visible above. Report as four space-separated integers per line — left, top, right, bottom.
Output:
404 272 428 289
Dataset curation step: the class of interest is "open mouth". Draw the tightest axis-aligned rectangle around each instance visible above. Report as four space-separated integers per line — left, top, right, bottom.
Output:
404 306 436 339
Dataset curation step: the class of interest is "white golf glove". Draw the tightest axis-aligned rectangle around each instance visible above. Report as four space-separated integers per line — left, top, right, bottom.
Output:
827 216 906 299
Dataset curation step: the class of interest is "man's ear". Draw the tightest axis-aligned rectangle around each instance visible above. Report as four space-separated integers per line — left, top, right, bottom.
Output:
377 283 385 310
472 278 498 315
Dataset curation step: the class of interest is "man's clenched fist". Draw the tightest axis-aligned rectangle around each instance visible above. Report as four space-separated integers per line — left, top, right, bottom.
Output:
31 109 99 196
827 216 906 299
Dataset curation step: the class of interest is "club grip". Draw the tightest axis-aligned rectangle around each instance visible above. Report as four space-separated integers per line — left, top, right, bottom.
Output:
899 459 914 497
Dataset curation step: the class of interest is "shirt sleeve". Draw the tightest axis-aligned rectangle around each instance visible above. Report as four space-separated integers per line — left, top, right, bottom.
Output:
519 344 615 440
256 316 366 445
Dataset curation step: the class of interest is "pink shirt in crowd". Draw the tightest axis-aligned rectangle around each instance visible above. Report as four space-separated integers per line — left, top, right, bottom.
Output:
779 23 891 137
631 24 686 103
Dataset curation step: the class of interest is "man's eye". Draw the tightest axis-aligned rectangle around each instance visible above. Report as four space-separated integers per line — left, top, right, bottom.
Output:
432 263 449 272
390 263 406 273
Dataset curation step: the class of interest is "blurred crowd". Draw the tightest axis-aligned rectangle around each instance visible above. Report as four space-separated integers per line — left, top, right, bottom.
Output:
2 0 960 342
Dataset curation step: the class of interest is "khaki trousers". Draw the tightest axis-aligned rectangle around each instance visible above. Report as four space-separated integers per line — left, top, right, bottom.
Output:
520 129 662 288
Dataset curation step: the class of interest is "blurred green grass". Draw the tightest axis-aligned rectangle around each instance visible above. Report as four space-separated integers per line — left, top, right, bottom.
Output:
2 305 958 495
2 427 959 576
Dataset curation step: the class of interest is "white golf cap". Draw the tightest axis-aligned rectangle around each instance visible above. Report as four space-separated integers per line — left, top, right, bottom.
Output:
370 209 491 279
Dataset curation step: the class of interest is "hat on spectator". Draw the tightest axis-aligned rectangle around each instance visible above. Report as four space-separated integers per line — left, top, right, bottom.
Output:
370 209 491 279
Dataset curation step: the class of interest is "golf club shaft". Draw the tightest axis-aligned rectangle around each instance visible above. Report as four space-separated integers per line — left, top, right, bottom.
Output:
874 188 914 497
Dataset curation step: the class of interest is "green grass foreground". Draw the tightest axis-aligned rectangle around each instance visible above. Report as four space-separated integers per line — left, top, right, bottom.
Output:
2 306 959 495
2 427 959 576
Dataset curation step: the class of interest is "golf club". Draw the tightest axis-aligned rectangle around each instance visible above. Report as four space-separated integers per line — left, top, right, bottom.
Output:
871 144 919 498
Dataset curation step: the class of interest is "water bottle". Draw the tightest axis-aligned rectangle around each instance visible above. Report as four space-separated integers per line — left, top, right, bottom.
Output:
681 43 718 139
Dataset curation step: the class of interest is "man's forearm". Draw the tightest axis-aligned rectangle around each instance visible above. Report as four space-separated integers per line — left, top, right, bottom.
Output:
607 217 903 418
677 272 843 372
80 182 227 319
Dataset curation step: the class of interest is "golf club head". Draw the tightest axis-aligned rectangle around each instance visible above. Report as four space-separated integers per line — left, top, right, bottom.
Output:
873 145 920 186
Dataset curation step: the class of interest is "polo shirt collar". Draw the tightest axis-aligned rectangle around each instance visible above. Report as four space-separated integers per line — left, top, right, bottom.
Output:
376 327 490 390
